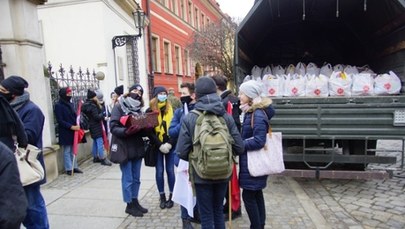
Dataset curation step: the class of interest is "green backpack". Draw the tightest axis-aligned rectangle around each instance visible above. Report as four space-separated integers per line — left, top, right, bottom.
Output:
189 110 234 180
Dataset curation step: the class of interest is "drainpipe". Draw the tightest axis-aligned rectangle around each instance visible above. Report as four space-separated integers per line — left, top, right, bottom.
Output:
146 0 154 98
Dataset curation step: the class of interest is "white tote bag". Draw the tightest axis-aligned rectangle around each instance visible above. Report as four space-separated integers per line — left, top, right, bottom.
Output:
15 144 45 186
247 129 285 177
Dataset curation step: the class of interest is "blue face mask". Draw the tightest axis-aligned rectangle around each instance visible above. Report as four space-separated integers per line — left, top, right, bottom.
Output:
157 94 167 102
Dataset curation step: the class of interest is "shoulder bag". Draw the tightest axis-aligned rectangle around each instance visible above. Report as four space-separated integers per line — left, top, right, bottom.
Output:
247 111 285 177
109 135 128 164
13 138 45 186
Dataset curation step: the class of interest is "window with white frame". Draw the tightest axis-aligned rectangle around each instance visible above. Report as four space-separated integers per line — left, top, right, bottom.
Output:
151 36 160 73
163 40 172 74
195 7 199 30
201 13 205 28
173 0 178 15
188 1 193 27
174 45 182 75
184 49 190 76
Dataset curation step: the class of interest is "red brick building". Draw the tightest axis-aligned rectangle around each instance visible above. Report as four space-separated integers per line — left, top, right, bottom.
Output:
141 0 225 95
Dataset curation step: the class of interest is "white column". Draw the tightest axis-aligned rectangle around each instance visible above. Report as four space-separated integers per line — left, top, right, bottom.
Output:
0 0 55 147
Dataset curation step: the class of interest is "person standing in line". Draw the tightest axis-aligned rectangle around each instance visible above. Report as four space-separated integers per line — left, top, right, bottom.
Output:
0 91 28 229
82 89 112 166
0 76 49 228
95 89 109 136
238 80 275 229
168 82 200 229
212 75 242 221
168 87 182 111
54 87 83 175
176 77 244 229
110 84 154 217
148 86 176 209
0 142 28 229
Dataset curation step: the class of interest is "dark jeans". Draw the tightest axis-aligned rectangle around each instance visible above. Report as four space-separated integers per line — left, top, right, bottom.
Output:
23 185 49 229
242 189 266 229
195 182 227 229
155 151 175 193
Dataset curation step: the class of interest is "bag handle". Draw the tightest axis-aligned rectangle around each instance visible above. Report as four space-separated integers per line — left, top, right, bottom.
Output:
250 110 272 135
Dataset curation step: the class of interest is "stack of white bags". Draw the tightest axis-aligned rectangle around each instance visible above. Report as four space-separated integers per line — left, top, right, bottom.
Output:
243 63 402 97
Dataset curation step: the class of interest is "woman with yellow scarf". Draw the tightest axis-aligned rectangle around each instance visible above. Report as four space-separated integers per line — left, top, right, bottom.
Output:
149 86 176 209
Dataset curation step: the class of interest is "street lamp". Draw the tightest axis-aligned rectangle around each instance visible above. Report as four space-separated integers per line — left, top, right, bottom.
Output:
112 9 147 86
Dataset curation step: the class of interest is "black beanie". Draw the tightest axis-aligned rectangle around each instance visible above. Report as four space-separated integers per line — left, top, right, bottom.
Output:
195 76 217 98
114 85 124 96
1 75 29 96
87 89 97 99
152 86 167 98
129 83 144 95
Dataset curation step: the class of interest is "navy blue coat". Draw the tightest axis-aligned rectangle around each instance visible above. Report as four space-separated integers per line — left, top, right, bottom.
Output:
54 99 76 145
239 98 275 190
15 99 47 185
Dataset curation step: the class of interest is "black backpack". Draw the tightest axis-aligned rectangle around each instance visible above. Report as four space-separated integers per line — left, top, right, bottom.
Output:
80 112 90 130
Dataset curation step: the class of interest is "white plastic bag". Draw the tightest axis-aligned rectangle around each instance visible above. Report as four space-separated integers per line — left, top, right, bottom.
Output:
352 73 374 96
262 65 272 77
243 75 252 83
329 71 352 96
306 62 320 76
285 64 295 75
374 71 402 95
305 74 329 97
284 74 306 97
295 62 306 76
333 64 344 72
251 65 263 81
273 65 285 76
320 63 333 77
344 65 359 75
263 74 284 97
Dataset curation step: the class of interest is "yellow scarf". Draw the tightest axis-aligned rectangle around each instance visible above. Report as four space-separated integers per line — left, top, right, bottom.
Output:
155 102 174 142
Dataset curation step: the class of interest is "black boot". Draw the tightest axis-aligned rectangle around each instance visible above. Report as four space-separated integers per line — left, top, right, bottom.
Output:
182 219 194 229
159 194 166 209
132 198 148 213
125 202 143 217
165 193 174 209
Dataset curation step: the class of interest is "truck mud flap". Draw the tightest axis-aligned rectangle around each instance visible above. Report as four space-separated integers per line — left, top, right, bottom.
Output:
279 169 392 180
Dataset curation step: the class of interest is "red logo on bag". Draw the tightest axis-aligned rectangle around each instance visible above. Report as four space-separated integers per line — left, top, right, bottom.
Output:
363 85 370 93
269 88 275 95
337 88 344 95
314 89 321 95
384 83 391 90
292 87 298 95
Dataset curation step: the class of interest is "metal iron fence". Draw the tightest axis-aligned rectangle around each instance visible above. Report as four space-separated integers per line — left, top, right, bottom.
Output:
47 62 100 137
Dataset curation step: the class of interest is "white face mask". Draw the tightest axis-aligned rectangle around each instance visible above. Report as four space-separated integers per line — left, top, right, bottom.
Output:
157 94 167 102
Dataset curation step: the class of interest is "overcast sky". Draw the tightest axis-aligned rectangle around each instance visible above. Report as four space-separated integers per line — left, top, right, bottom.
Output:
216 0 255 21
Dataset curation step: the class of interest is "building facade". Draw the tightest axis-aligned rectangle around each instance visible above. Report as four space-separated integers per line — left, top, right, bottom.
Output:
142 0 225 95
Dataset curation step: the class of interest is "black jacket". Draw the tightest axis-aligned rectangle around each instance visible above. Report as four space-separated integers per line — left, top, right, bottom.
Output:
0 142 27 229
220 90 241 131
82 100 105 139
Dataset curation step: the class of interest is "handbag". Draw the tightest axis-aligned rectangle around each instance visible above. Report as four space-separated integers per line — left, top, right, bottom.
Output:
144 138 157 167
109 135 128 164
247 112 285 177
14 144 45 186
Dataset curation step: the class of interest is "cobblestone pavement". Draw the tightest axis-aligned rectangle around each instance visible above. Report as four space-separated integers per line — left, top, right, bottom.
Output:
295 140 405 229
42 140 404 229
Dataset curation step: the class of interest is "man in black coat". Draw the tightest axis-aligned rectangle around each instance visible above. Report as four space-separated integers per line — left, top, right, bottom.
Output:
54 87 83 175
82 89 111 166
2 75 49 228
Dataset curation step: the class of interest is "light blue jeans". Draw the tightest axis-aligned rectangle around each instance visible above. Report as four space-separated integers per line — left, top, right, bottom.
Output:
120 159 142 203
91 137 105 159
63 145 78 171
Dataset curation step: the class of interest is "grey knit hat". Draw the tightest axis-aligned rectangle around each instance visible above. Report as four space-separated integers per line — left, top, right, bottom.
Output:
239 80 262 99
